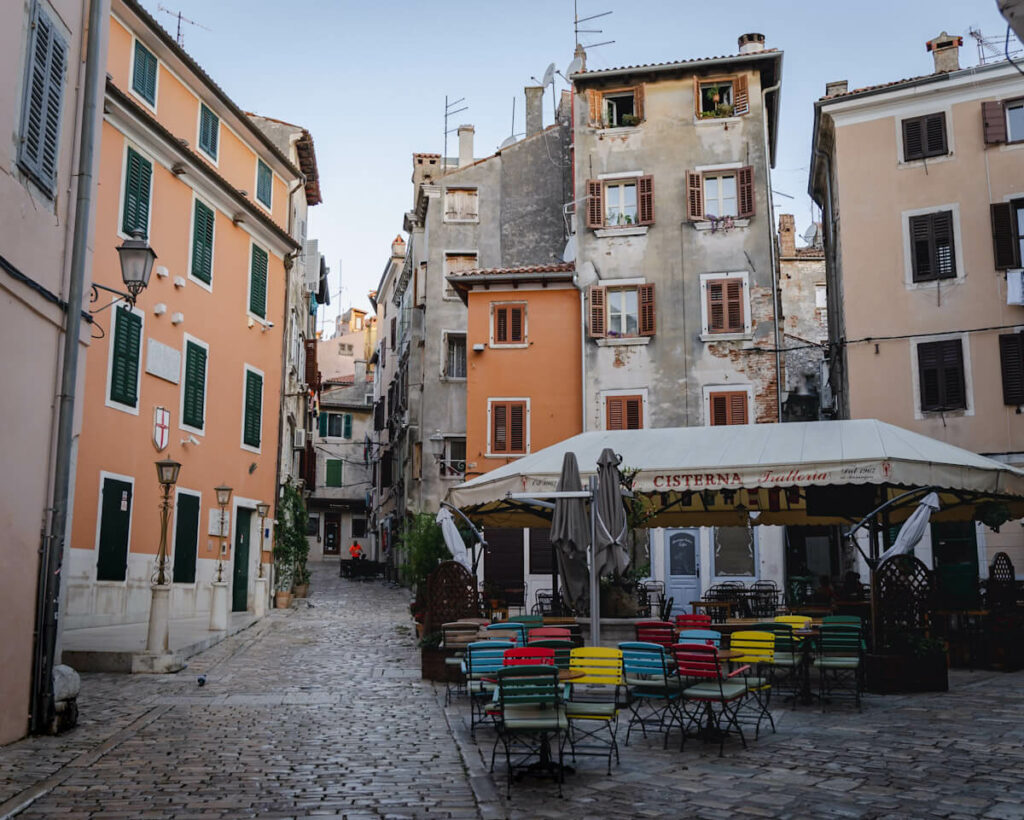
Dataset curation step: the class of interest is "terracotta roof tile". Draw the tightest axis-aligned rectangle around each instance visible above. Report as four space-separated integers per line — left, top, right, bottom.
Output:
818 72 946 101
448 262 575 278
576 49 781 77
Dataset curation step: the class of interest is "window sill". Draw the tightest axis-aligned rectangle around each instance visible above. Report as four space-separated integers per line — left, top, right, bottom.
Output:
597 336 652 347
484 452 528 459
595 226 648 238
700 332 752 343
905 275 962 291
693 218 750 232
489 343 528 349
443 217 480 224
439 376 467 382
596 125 642 136
695 115 742 126
899 152 953 168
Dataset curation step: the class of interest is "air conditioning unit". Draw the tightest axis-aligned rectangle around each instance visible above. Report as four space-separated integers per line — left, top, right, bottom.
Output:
293 429 306 449
1007 269 1024 306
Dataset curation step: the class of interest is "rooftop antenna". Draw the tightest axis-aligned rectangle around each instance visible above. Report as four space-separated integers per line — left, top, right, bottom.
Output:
969 27 1023 65
499 97 523 150
574 0 615 51
443 95 468 173
156 4 210 48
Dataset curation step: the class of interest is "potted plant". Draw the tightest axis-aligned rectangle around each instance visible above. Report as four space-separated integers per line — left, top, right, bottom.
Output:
274 479 306 606
865 633 949 693
621 113 640 127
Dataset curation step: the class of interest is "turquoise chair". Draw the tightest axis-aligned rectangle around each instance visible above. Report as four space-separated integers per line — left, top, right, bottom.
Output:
618 641 683 747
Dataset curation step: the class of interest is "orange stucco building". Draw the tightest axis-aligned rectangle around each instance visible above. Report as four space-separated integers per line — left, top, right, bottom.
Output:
63 0 301 633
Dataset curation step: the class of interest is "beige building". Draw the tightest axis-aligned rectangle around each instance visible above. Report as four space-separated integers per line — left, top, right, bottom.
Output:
810 33 1024 574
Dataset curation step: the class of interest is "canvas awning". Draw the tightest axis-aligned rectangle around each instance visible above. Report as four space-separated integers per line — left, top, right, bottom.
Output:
446 420 1024 528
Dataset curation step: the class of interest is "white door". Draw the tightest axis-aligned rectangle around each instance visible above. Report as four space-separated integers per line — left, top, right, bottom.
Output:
664 529 700 618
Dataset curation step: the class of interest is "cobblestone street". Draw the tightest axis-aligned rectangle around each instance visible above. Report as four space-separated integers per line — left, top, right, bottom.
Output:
2 565 1023 820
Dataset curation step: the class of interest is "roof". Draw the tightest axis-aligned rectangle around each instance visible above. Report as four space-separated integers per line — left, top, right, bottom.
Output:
574 48 781 80
445 263 575 305
448 262 574 278
294 130 321 205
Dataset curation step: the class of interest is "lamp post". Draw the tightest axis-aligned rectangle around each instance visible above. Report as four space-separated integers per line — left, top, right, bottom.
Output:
210 484 232 632
214 484 233 583
154 459 181 585
428 430 445 473
254 502 271 618
146 458 180 660
90 230 158 312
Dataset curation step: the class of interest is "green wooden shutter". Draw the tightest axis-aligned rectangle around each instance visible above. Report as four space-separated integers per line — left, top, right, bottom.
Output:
132 41 157 105
109 308 141 407
19 3 67 196
326 460 343 487
191 200 214 283
243 369 262 447
256 159 272 207
121 147 152 238
182 341 207 429
171 493 200 584
199 103 218 159
343 414 352 439
318 412 327 437
249 244 268 318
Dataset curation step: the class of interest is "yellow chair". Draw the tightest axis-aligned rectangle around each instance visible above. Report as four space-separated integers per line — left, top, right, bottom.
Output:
774 615 812 629
563 647 624 774
729 630 776 738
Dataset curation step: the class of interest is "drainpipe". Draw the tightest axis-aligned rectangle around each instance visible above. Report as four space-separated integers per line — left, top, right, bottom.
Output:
31 0 109 734
761 77 783 422
579 278 587 431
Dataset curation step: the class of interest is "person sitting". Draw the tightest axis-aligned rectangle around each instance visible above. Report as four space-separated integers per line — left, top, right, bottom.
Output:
840 570 865 601
349 542 363 560
811 574 836 606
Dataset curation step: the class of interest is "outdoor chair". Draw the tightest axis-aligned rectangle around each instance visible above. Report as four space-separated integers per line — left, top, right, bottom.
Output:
503 646 555 666
675 613 713 630
774 614 812 629
532 591 554 615
618 641 683 747
563 647 625 774
491 665 567 798
526 639 574 670
812 623 863 711
677 628 722 648
514 614 545 628
528 626 572 641
441 622 479 705
729 630 776 738
483 622 528 646
750 581 781 618
755 622 802 703
634 620 676 648
668 642 750 756
463 640 514 738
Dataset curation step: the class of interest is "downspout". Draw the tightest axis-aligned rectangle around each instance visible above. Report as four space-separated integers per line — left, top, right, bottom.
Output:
761 76 783 422
31 0 109 734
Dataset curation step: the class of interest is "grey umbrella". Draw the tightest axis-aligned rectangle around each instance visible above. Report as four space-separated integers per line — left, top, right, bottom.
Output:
594 447 630 577
550 451 590 613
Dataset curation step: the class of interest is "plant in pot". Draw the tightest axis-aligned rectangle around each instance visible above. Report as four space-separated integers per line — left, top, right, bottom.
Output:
866 632 949 693
399 513 452 647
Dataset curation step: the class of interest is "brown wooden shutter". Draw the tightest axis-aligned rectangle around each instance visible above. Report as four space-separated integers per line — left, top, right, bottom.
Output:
1000 333 1024 405
589 286 606 338
304 339 319 389
510 306 523 342
495 306 507 342
982 100 1007 145
686 171 704 221
693 75 701 117
902 117 925 160
710 394 728 426
707 281 724 331
633 84 645 121
509 403 525 453
729 392 748 424
625 397 642 429
725 279 744 332
709 391 747 425
737 166 755 218
638 283 656 336
941 340 966 410
606 397 624 430
304 440 316 488
390 317 396 349
586 179 604 228
733 74 749 115
991 202 1020 269
637 175 655 225
925 113 947 156
492 403 507 452
586 89 602 127
918 339 965 411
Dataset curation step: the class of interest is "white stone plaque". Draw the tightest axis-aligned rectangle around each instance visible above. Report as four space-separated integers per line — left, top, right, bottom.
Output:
146 339 181 384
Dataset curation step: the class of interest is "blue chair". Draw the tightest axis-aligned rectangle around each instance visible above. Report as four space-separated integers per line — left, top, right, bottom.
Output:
484 622 528 646
677 628 722 648
463 640 514 737
618 641 683 747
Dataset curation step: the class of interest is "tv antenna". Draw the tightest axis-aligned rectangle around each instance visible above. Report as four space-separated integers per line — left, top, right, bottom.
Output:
443 95 468 173
968 27 1022 65
156 4 210 48
499 97 524 150
574 0 614 51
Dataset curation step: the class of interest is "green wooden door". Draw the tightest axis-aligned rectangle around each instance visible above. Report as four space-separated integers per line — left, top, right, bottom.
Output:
96 477 132 581
172 493 200 584
232 508 252 612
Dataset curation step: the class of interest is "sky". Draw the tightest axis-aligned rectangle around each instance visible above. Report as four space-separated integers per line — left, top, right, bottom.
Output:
138 0 1013 333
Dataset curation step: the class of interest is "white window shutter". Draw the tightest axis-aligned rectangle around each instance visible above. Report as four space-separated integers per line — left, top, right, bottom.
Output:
303 239 319 291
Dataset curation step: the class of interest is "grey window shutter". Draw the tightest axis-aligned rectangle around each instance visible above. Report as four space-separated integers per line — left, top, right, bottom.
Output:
19 3 67 197
982 101 1007 145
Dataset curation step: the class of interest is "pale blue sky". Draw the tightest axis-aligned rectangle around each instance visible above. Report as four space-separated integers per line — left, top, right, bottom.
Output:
138 0 1011 331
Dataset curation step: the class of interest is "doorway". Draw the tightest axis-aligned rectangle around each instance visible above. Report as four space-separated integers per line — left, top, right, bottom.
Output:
664 529 700 618
96 476 133 581
232 508 252 612
323 513 341 556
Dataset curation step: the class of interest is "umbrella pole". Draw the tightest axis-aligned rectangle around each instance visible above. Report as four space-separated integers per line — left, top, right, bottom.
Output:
589 475 600 648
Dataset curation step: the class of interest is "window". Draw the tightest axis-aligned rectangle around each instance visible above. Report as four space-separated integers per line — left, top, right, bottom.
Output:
491 303 526 345
249 243 268 318
19 3 67 196
182 339 207 431
814 283 827 309
319 412 352 439
588 284 655 338
444 188 478 221
109 307 142 409
190 199 215 285
352 517 367 538
242 367 263 449
1009 100 1024 143
585 85 644 128
696 75 749 118
122 147 152 238
982 98 1024 144
444 332 467 378
708 391 749 426
990 199 1024 269
713 527 755 577
444 252 477 299
917 339 966 412
489 400 527 455
909 211 956 282
999 333 1024 405
586 176 654 228
703 276 747 335
686 167 754 221
256 159 272 208
172 491 200 584
441 437 466 478
901 113 947 161
306 514 320 537
198 103 219 160
529 528 553 574
605 395 643 430
131 40 157 106
325 459 343 487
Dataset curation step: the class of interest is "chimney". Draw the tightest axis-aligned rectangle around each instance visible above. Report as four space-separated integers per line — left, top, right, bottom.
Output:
738 32 765 54
778 214 796 258
525 86 544 136
824 80 848 97
411 153 440 205
573 43 587 73
391 235 405 259
926 31 962 73
457 125 474 167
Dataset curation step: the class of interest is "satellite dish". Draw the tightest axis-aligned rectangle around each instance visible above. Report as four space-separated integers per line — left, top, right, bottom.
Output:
541 62 555 87
499 136 518 149
802 223 821 247
567 56 583 77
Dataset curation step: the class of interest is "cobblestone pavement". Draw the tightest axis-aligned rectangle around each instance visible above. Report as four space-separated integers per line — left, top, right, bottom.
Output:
2 568 1023 820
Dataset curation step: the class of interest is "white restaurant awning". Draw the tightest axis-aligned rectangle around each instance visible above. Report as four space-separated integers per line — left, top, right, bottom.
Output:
446 420 1024 528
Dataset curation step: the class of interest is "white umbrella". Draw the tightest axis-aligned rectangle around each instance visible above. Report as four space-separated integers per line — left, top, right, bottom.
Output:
436 507 472 571
877 492 940 564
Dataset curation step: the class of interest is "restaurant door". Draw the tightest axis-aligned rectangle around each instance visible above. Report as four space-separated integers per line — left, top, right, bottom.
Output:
664 529 700 617
323 513 341 556
483 528 525 611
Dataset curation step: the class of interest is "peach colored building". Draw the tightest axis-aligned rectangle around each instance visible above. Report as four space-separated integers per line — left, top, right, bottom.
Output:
810 34 1024 574
64 0 301 633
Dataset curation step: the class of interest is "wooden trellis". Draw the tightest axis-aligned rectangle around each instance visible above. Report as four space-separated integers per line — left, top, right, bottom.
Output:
424 560 480 635
988 552 1017 613
875 554 933 648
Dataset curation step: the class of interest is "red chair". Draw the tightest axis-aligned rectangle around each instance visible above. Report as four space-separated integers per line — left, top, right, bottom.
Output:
668 642 750 756
634 620 676 648
503 647 555 666
675 613 712 630
528 626 572 641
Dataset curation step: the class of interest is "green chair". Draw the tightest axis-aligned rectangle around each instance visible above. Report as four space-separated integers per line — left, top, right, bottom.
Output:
812 623 863 710
526 638 574 670
463 640 514 737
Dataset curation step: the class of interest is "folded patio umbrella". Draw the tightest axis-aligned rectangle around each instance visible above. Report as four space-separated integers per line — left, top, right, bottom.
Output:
436 507 472 571
594 447 630 577
550 452 590 612
877 491 940 564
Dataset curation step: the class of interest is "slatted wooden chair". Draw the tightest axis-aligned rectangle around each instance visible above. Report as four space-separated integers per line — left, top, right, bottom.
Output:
526 639 574 670
668 642 750 756
618 641 683 747
675 613 713 631
463 640 514 738
563 647 625 774
677 628 722 648
634 620 676 649
812 623 863 710
729 629 776 737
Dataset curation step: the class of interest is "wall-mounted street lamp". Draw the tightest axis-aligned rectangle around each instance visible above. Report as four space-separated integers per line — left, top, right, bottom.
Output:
214 484 233 583
428 430 445 462
90 230 157 313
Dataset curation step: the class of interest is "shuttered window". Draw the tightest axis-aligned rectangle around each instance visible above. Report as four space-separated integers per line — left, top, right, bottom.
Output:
706 278 745 334
132 41 157 105
917 339 966 412
243 369 263 448
198 103 219 160
249 244 268 318
709 391 749 426
589 285 655 338
910 211 956 282
490 400 527 455
999 333 1024 405
991 201 1023 270
121 147 152 238
182 341 207 430
902 113 947 161
606 395 643 430
589 176 654 228
325 459 343 487
109 308 142 408
190 200 214 284
256 159 272 207
688 168 753 220
493 304 526 344
19 2 67 197
445 332 466 378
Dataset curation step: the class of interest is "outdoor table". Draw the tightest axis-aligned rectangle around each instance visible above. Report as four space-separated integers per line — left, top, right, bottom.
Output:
792 626 821 705
691 600 733 623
